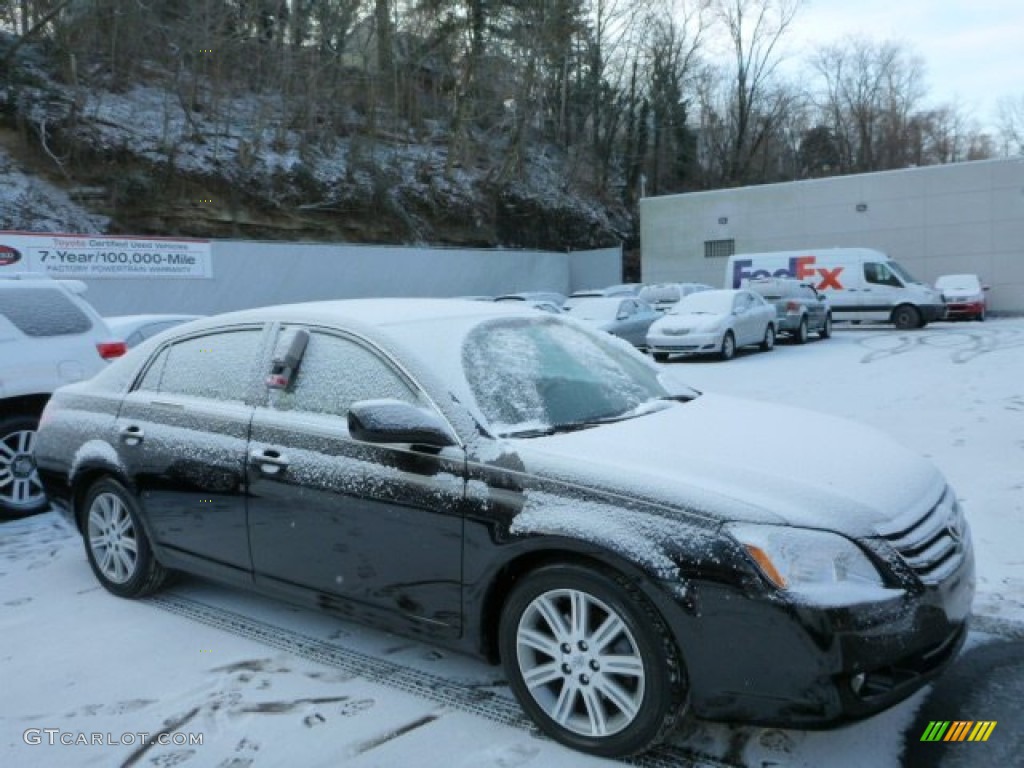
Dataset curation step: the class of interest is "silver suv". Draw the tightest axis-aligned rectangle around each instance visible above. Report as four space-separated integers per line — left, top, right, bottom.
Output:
0 273 125 516
743 277 832 343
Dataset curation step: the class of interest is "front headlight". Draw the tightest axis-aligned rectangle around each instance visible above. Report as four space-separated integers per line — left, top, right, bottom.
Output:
727 524 895 604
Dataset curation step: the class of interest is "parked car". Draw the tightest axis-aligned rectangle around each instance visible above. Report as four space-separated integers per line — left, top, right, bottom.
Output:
568 283 643 300
647 289 777 361
743 277 833 342
935 274 989 321
564 296 661 348
35 299 973 758
0 272 126 517
494 291 567 306
104 314 204 348
638 282 713 313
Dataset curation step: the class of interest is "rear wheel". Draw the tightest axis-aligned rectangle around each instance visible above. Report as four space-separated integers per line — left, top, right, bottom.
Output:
82 478 168 597
760 324 775 352
499 564 686 758
719 331 736 361
794 317 808 344
0 415 47 517
819 314 833 339
892 304 922 330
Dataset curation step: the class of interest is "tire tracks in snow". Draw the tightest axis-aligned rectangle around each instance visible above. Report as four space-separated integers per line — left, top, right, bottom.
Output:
145 593 742 768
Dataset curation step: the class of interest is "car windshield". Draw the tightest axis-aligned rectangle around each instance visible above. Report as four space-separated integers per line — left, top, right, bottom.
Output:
462 317 678 437
887 261 922 284
639 285 680 303
672 290 734 315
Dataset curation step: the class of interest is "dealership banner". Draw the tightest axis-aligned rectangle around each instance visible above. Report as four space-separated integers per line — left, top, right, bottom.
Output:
0 232 213 279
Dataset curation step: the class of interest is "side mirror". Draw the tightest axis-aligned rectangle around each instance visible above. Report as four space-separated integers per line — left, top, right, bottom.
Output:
348 399 456 448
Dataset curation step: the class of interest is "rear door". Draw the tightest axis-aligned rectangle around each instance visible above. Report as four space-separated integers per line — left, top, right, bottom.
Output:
246 325 466 637
115 325 266 572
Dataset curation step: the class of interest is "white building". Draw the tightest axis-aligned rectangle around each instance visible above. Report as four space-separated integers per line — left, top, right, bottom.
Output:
640 158 1024 312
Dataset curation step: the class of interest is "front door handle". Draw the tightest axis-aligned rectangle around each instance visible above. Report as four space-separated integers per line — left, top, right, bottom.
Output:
249 448 290 475
119 425 144 446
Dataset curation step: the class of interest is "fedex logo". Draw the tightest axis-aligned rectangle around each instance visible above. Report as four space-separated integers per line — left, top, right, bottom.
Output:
732 256 844 290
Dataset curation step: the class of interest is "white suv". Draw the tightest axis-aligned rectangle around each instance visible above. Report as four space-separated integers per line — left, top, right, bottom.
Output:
0 273 125 516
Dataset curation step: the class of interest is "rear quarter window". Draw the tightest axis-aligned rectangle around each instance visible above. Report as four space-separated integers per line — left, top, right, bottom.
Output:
0 286 93 336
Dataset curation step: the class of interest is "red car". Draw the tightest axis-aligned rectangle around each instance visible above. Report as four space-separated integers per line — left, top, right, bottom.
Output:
935 274 989 321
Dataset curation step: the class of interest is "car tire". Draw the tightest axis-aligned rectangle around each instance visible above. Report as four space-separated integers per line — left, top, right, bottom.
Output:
819 314 833 339
760 325 775 352
892 305 922 330
794 317 808 344
499 563 687 758
719 331 736 361
82 478 168 598
977 308 986 322
0 414 49 518
652 352 669 363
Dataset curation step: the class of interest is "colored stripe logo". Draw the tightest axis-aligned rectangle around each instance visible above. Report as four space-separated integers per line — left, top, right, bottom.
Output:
920 721 997 742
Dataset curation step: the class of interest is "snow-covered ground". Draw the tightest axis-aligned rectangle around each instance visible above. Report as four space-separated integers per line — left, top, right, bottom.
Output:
2 318 1022 768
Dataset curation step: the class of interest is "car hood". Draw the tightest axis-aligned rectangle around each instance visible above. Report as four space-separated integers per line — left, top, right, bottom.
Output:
507 393 944 538
651 313 726 332
942 290 982 301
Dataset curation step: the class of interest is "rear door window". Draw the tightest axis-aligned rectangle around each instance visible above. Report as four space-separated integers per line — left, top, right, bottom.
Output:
0 286 93 336
155 329 263 402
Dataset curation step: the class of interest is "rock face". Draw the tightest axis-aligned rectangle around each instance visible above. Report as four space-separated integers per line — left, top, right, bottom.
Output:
1 56 631 250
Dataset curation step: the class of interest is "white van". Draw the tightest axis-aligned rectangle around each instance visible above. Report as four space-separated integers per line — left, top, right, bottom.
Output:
725 248 946 329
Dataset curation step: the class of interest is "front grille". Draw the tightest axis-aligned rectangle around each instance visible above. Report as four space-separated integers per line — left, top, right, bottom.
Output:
876 488 967 585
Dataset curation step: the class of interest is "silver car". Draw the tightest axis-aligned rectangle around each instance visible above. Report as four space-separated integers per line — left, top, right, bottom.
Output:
742 278 832 343
647 289 777 361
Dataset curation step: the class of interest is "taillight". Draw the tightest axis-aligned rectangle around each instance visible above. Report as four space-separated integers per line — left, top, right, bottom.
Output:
96 341 128 360
786 301 800 313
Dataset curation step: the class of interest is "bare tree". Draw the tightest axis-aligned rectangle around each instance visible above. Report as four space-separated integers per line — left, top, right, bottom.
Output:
997 94 1024 156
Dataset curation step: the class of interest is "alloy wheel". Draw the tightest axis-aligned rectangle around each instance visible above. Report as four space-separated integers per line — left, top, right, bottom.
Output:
515 588 646 738
87 492 140 584
0 428 44 512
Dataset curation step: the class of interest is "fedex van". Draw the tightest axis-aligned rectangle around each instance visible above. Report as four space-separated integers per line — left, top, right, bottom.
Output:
726 248 946 329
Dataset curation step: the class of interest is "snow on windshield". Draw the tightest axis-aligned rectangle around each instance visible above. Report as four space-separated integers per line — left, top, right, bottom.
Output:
675 290 734 314
461 317 666 435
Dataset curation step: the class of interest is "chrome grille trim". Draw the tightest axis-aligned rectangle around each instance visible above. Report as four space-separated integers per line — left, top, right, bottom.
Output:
876 487 967 585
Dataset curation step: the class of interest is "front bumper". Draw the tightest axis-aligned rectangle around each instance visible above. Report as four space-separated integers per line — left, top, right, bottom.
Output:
944 301 984 319
919 303 949 323
659 535 975 726
647 330 723 356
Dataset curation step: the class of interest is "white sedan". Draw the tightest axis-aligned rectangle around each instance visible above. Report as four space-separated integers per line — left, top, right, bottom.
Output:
647 289 777 361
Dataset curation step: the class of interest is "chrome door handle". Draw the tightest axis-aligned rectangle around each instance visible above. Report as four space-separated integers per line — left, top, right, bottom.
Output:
119 425 144 446
249 448 290 474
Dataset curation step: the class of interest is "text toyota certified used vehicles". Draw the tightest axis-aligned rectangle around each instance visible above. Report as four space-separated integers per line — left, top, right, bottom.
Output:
35 300 974 758
647 288 777 361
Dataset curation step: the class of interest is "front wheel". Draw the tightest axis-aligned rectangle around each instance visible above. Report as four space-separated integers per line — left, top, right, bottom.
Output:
892 305 922 330
0 415 48 517
82 478 168 598
977 308 986 322
760 324 775 351
499 564 686 757
819 314 833 339
719 331 736 361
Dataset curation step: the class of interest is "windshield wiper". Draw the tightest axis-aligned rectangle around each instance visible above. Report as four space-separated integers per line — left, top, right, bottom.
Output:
502 421 602 438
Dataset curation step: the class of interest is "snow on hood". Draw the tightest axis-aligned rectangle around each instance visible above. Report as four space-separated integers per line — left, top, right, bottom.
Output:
507 393 946 538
